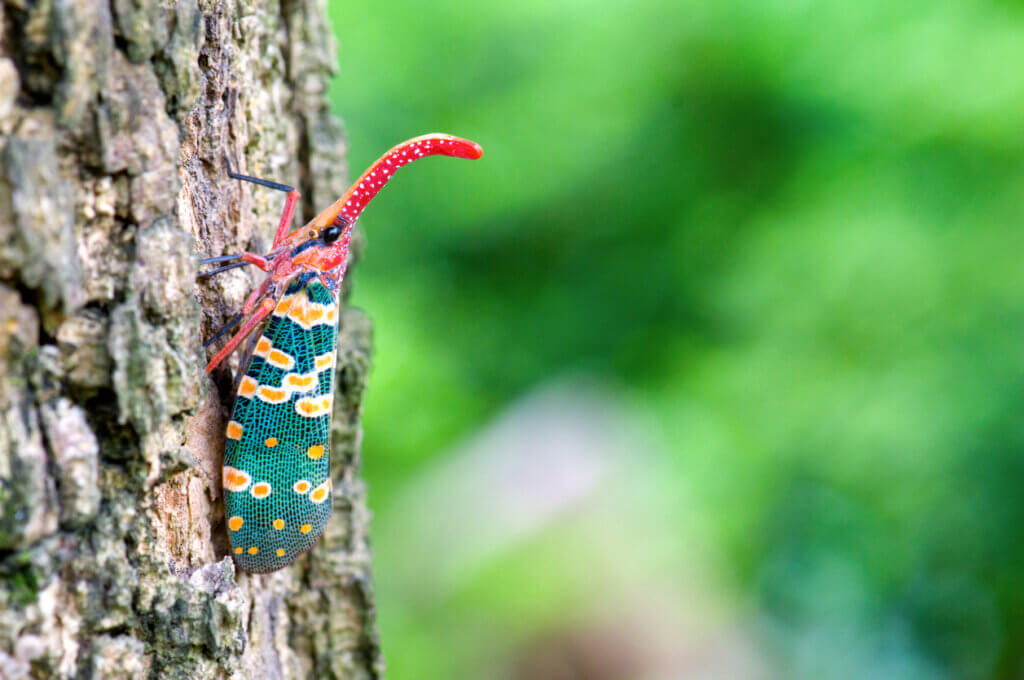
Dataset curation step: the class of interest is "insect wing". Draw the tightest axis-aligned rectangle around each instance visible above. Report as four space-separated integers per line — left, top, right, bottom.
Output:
223 275 339 572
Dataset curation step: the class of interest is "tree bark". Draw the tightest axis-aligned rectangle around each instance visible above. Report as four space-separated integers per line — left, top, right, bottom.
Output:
0 1 382 678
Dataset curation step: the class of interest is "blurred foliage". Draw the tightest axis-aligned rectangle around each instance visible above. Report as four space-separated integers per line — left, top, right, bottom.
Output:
328 0 1024 678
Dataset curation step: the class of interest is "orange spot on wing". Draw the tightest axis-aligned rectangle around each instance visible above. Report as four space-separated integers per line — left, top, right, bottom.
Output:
256 385 289 404
238 376 258 398
287 301 308 327
315 353 335 370
254 336 272 357
234 546 243 554
226 421 243 440
293 480 311 494
228 516 244 531
265 437 278 447
309 479 331 504
267 349 295 370
222 466 252 492
273 518 285 530
276 548 286 557
273 294 295 317
284 373 317 393
300 524 312 534
250 481 272 499
294 395 331 417
307 445 325 460
248 546 259 555
286 298 333 329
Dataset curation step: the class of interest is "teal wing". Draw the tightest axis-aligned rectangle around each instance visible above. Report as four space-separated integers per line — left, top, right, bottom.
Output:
223 274 340 573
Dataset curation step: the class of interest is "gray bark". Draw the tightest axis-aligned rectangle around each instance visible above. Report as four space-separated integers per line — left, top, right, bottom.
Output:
0 1 382 678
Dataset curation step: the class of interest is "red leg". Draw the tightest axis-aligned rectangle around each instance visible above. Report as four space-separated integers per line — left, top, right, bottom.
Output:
239 252 272 270
272 190 301 247
223 157 301 248
205 297 277 374
240 278 271 315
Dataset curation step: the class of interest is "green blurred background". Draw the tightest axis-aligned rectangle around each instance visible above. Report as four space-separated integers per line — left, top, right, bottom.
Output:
327 1 1024 678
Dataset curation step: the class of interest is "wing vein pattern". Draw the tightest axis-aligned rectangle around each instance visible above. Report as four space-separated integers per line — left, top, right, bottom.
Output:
222 273 340 572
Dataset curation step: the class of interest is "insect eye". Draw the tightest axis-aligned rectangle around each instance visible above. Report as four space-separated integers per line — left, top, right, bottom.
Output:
321 224 344 244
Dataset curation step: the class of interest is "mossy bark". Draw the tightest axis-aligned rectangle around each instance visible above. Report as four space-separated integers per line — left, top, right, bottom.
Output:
0 1 381 678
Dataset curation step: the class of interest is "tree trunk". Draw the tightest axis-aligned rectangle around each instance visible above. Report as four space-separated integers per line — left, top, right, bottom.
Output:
0 1 382 678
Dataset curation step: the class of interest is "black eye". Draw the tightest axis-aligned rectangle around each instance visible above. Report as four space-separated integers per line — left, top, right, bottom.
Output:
321 224 344 244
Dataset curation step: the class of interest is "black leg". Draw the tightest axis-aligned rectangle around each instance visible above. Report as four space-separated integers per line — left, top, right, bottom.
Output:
224 155 294 194
197 261 251 279
204 314 243 348
200 253 244 265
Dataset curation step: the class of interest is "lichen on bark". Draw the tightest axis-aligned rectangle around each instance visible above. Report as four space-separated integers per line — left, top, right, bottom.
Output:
0 1 381 678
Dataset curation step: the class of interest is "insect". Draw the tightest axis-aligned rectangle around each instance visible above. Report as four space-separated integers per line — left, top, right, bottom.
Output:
200 134 483 573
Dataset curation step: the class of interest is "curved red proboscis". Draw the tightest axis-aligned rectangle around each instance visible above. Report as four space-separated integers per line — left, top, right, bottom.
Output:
306 133 484 232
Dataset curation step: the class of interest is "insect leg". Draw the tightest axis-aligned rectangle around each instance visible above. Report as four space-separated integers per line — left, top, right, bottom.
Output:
224 156 302 248
203 314 242 348
197 251 273 279
205 296 277 374
225 156 295 193
202 274 272 358
197 261 249 279
271 190 301 247
200 253 248 265
239 277 273 315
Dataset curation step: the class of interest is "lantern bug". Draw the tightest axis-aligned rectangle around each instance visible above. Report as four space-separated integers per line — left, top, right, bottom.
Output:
200 134 483 573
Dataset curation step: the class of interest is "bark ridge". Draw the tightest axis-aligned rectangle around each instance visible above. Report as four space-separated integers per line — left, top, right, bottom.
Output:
0 0 381 677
